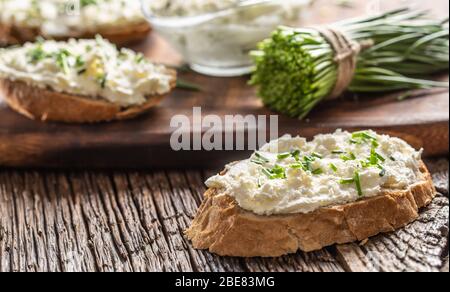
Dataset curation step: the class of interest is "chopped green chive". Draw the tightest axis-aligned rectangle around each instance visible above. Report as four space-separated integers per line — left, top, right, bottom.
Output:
370 148 378 165
291 150 301 161
340 178 355 184
312 152 323 159
262 168 273 179
352 131 378 141
250 159 264 165
277 153 291 160
251 152 270 166
27 45 48 63
262 165 286 180
340 171 364 197
135 54 145 64
97 74 107 88
390 156 397 161
176 79 202 91
75 55 85 68
375 152 386 162
255 152 270 163
312 168 324 175
332 150 345 154
330 163 338 172
55 49 71 74
290 163 304 170
341 152 356 161
354 171 363 197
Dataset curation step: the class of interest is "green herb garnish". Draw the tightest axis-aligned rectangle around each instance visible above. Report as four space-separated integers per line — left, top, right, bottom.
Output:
312 168 324 175
339 171 364 196
370 147 378 165
251 152 270 165
262 165 287 180
262 168 273 179
176 79 202 91
312 152 323 159
291 150 301 161
55 49 71 74
341 152 356 161
255 152 269 162
330 163 338 172
352 131 378 141
27 45 48 63
277 153 291 160
135 53 145 64
375 152 386 162
354 171 363 197
340 178 355 184
97 73 107 88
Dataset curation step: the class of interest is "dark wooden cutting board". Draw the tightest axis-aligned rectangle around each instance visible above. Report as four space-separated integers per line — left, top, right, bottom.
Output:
0 0 448 169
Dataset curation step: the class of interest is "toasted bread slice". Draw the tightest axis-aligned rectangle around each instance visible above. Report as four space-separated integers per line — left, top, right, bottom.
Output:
0 22 151 47
0 69 176 123
186 162 436 257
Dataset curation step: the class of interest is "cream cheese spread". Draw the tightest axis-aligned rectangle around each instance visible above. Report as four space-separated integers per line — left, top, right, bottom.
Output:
0 37 173 107
206 130 423 216
0 0 146 36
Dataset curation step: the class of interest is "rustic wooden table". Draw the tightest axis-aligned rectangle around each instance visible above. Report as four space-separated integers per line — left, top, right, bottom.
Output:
0 0 449 273
0 159 448 272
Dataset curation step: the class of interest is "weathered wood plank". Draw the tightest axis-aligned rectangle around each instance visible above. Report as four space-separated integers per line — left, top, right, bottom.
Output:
427 158 449 197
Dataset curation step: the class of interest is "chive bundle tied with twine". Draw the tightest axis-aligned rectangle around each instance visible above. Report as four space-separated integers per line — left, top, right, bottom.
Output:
250 8 449 119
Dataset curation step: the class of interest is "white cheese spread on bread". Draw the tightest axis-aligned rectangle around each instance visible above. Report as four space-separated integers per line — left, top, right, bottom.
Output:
206 130 423 215
0 37 173 107
0 0 145 36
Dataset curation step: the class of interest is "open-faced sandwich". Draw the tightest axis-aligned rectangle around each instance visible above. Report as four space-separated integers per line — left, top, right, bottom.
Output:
0 0 151 46
0 36 176 123
186 130 436 257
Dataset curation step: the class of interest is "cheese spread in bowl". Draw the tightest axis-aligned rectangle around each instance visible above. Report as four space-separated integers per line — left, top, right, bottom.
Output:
142 0 313 76
0 37 173 106
0 0 146 37
206 130 424 215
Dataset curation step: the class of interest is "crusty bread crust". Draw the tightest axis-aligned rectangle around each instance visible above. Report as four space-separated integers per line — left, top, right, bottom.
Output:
186 162 436 257
0 69 176 123
0 22 151 47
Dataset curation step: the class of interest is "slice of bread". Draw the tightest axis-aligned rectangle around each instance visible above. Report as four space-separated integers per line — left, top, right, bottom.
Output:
0 22 151 47
186 162 436 257
0 69 176 123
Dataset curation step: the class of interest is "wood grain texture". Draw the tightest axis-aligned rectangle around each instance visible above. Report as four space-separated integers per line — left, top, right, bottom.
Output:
0 159 448 272
0 0 448 169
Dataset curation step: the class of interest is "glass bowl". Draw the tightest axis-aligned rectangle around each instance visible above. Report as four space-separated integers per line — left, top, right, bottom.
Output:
141 0 313 77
